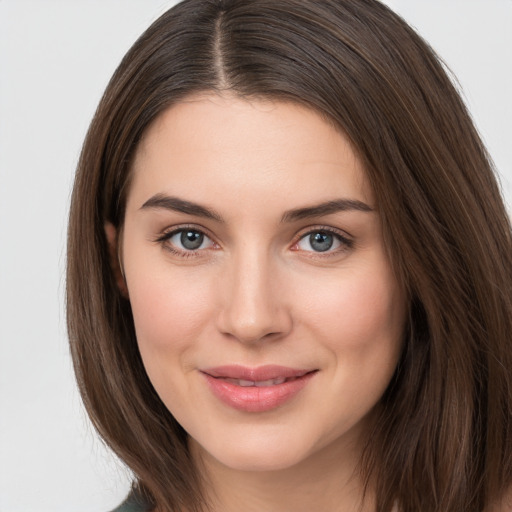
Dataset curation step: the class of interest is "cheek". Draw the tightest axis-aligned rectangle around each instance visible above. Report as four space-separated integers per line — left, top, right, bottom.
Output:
303 269 403 343
126 266 220 414
298 263 405 431
126 259 216 361
297 260 405 393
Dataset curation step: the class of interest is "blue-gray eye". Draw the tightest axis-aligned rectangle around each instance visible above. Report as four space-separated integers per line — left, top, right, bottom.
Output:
166 229 213 251
297 231 343 253
181 230 204 250
310 232 333 252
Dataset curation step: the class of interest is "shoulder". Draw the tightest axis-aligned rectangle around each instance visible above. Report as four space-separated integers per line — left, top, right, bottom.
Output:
109 490 153 512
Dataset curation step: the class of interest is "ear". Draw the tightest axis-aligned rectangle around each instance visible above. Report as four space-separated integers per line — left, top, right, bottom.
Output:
104 222 129 298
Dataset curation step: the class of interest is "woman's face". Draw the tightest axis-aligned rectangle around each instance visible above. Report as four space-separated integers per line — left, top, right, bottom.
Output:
119 94 405 472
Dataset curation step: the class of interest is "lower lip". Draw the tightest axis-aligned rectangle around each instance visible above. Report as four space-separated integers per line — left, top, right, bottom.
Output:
202 372 316 413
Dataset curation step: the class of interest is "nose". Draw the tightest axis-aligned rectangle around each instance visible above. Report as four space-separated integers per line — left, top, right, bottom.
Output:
216 248 293 344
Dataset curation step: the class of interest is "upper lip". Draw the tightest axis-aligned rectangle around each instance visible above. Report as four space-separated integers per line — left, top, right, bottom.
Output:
201 365 315 381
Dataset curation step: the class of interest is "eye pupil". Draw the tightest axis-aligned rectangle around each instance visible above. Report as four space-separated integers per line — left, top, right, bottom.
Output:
310 232 333 252
180 230 204 250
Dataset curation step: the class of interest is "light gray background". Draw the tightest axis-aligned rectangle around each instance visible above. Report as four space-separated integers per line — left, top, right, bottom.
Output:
0 1 510 511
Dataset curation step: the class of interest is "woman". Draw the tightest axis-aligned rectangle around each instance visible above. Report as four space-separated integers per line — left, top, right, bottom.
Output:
67 0 512 511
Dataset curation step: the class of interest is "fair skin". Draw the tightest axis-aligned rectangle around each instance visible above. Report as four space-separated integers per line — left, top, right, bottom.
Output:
108 94 406 512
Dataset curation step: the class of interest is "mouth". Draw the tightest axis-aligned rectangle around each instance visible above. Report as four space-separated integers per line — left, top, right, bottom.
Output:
200 365 318 412
222 376 297 387
202 364 313 381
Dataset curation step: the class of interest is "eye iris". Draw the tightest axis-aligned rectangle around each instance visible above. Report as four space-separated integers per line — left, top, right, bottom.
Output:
180 230 204 250
310 232 333 252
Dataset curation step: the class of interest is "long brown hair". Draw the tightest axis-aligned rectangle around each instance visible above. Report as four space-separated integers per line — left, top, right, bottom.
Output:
67 1 512 510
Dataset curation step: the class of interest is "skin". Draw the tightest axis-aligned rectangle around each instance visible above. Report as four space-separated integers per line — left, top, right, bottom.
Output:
109 94 406 512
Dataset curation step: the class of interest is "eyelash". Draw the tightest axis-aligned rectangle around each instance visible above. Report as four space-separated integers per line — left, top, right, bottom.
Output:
293 226 354 256
154 225 217 259
154 225 354 258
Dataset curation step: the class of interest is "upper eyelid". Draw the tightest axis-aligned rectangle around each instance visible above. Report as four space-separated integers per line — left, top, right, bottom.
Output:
157 224 215 241
295 225 353 241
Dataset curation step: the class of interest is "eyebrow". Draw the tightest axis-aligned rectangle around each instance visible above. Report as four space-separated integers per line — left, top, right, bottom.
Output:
141 194 223 222
280 199 373 222
140 194 373 223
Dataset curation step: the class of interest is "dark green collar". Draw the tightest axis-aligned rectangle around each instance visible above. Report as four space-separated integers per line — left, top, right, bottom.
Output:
109 490 153 512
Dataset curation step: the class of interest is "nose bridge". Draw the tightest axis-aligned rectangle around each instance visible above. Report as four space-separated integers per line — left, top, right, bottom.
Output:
217 242 291 343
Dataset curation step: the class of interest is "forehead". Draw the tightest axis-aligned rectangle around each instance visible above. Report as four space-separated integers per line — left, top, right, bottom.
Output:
128 93 373 212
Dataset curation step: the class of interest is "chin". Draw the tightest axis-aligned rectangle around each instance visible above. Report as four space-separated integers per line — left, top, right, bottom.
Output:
190 433 312 472
211 446 308 473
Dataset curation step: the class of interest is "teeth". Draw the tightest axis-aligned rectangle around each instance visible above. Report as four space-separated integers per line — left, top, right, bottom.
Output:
255 377 286 387
224 377 287 387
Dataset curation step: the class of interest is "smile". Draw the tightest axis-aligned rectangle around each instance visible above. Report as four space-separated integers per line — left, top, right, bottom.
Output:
224 377 288 387
201 365 317 412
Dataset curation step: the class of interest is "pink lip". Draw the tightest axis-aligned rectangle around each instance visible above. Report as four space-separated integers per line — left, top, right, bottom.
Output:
201 365 317 413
